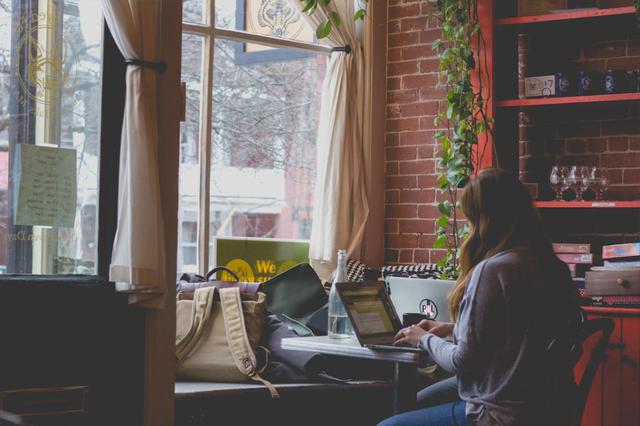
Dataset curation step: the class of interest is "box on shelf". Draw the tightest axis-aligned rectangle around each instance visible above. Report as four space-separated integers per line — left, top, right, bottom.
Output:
557 253 593 264
585 268 640 296
525 75 556 98
602 242 640 259
518 0 567 16
553 243 591 254
604 259 640 268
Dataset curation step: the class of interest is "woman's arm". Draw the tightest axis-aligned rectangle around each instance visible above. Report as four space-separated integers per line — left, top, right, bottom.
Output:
419 261 506 375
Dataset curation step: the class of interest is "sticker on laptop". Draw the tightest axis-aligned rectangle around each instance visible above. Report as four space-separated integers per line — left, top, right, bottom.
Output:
419 299 438 320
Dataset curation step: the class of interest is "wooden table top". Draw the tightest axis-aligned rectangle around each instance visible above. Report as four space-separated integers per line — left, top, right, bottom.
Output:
282 336 425 363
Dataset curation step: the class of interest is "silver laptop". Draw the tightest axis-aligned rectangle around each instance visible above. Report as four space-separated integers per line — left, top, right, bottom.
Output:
386 277 456 322
335 282 422 352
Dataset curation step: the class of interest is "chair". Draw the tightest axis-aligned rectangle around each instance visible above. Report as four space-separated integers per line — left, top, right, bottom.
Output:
545 316 614 426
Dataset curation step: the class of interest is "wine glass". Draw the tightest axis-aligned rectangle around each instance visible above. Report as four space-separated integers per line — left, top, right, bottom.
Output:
590 167 609 201
567 166 588 201
549 166 568 201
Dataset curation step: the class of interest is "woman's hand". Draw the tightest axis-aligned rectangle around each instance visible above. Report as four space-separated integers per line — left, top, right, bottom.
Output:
417 320 454 338
393 324 428 347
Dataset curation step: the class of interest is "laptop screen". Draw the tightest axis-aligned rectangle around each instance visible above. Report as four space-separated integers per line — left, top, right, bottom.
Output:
336 282 402 339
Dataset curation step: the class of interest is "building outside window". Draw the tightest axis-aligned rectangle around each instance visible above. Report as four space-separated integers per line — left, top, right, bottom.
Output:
0 0 103 274
179 0 326 279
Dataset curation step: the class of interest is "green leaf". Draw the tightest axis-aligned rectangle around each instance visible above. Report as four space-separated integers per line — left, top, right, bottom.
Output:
434 234 448 249
316 20 333 39
329 11 341 27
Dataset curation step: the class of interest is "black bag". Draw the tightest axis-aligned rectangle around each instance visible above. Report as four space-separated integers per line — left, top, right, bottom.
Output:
258 263 328 336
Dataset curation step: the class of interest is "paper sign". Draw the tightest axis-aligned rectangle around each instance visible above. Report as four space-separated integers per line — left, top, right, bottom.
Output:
215 237 309 282
13 144 77 228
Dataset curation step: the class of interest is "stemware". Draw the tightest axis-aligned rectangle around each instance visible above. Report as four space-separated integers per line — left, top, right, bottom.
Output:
549 166 568 201
589 167 609 201
567 166 589 202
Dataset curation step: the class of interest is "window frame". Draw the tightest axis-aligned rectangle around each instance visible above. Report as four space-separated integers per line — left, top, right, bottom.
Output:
0 8 124 285
182 0 332 275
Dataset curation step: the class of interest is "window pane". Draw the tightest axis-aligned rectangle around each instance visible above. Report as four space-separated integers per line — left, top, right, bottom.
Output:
178 33 204 274
0 0 103 274
183 0 206 24
209 38 324 264
216 0 316 45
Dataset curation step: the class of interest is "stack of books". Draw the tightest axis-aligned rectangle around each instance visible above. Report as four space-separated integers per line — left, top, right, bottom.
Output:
602 242 640 268
553 243 592 277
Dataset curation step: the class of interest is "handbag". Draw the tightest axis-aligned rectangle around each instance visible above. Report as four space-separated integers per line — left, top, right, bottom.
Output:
175 286 278 397
177 266 261 297
258 263 328 336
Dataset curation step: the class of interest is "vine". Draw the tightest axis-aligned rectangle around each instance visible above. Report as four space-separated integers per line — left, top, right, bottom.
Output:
430 0 494 279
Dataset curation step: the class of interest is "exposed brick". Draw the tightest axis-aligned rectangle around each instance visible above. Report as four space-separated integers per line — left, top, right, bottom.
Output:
583 41 626 59
418 173 437 188
386 189 399 204
418 204 440 219
403 74 437 90
399 130 431 146
388 89 419 105
414 249 430 263
624 169 640 184
387 117 420 132
388 47 402 62
402 45 431 61
399 101 439 117
418 144 436 158
386 133 399 147
399 159 431 175
566 140 588 154
388 20 401 35
389 4 421 20
399 219 432 234
385 161 398 175
386 146 417 161
630 137 640 151
401 16 428 33
601 153 640 168
385 249 399 263
587 138 607 153
385 204 418 219
389 31 421 48
388 60 419 76
385 219 399 234
420 58 439 73
608 137 629 152
399 250 414 263
386 233 419 248
399 189 434 204
602 119 640 136
386 175 418 189
387 77 401 90
418 234 437 249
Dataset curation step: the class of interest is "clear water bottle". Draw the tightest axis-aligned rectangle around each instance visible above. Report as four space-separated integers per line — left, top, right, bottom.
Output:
328 249 354 339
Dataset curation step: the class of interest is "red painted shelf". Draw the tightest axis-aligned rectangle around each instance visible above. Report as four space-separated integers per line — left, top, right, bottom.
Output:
496 92 640 108
535 201 640 209
496 6 636 26
582 306 640 316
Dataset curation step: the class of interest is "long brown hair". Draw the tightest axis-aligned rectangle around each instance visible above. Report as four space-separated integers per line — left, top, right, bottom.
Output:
450 169 557 319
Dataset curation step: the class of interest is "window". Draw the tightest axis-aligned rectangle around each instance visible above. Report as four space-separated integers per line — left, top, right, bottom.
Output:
179 0 329 277
0 0 105 275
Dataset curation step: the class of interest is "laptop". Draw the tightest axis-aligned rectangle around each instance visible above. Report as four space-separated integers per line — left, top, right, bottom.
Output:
335 282 422 352
386 277 456 322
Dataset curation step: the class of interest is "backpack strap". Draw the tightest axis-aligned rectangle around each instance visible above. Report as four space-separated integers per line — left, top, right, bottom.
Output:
176 287 215 362
219 288 279 398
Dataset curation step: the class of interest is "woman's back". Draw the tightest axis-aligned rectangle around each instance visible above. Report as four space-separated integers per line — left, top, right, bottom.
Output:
453 247 579 425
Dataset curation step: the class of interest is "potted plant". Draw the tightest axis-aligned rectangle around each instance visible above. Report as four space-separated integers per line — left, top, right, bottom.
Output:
302 0 494 281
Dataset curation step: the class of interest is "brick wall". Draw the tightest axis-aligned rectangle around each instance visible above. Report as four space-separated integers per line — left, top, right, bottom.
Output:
384 1 640 266
385 0 444 265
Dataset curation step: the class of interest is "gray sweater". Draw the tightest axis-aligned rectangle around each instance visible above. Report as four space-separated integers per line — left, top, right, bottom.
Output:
420 247 579 426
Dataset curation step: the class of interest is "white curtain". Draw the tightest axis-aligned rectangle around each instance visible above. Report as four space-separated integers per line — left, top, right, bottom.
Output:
292 0 369 280
101 0 166 307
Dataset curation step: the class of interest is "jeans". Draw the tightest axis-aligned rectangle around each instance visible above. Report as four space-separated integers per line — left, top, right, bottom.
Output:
417 376 459 408
377 401 471 426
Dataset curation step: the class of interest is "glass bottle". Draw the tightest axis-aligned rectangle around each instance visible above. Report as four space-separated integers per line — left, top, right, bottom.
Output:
328 249 354 339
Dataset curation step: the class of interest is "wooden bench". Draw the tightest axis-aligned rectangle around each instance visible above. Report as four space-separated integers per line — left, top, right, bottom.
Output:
175 381 394 426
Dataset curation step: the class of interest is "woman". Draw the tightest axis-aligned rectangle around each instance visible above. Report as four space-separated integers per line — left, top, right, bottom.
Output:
379 169 580 426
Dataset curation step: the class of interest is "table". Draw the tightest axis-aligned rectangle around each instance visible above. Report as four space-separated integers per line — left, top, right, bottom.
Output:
282 335 428 414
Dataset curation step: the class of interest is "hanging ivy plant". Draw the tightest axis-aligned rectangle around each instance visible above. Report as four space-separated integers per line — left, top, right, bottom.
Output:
430 0 494 279
302 0 494 279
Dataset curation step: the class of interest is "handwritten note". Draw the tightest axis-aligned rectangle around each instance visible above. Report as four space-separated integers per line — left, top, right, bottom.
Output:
13 144 77 228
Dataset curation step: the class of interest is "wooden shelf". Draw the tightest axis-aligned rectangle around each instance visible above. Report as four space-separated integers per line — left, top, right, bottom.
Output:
535 201 640 209
496 92 640 108
496 6 636 27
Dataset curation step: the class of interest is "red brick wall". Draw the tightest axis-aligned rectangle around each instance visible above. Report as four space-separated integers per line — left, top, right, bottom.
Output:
385 0 444 265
